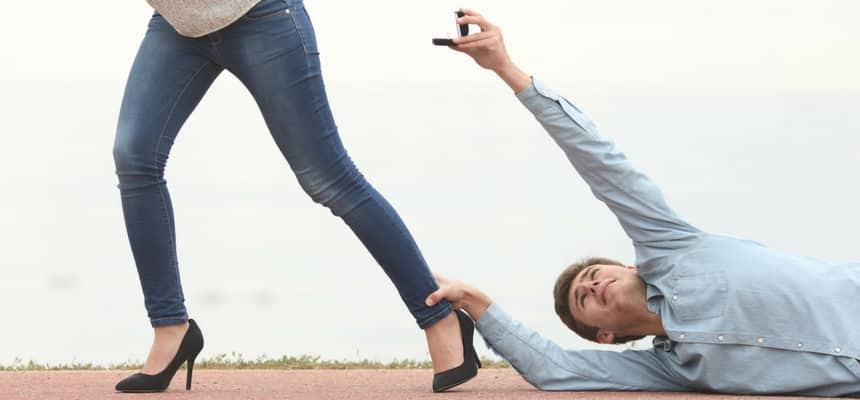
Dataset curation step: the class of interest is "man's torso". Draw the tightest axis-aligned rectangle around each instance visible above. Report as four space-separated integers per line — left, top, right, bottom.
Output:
641 233 860 395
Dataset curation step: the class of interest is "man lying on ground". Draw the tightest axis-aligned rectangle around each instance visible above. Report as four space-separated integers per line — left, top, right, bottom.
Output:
426 8 860 397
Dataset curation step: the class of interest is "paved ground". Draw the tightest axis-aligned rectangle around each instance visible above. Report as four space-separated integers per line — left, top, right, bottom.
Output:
0 369 821 400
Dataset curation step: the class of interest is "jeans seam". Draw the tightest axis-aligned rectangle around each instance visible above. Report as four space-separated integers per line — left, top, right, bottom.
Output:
351 191 446 328
151 315 187 322
157 187 178 290
287 9 310 61
151 315 189 327
152 60 213 305
151 61 212 174
420 303 453 329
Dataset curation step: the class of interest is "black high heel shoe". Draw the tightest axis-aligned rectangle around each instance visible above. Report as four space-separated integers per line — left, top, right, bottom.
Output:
115 319 204 393
432 310 482 392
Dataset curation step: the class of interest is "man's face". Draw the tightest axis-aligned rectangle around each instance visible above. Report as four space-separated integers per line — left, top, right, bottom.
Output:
566 264 647 334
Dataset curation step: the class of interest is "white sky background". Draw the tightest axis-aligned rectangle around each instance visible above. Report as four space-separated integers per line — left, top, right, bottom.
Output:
2 1 859 91
0 1 859 365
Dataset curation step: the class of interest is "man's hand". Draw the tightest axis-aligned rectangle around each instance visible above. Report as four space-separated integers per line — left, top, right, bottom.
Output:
449 8 510 72
449 8 532 93
426 273 493 321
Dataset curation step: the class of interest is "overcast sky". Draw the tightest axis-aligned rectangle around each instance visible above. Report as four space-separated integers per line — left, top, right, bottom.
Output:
2 0 859 92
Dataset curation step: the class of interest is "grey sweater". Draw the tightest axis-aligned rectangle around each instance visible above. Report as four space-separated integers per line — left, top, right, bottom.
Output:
147 0 262 38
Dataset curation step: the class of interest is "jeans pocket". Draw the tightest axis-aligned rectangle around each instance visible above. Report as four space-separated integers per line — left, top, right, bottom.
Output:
286 4 318 56
242 2 290 21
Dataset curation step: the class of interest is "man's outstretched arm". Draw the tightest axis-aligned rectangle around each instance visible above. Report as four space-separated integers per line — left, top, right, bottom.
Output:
450 9 701 261
426 275 688 392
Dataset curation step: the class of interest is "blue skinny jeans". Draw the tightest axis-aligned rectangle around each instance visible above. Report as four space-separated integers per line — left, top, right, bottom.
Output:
113 0 451 328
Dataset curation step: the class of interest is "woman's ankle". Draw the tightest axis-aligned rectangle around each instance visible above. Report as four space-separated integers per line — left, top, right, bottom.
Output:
424 313 464 373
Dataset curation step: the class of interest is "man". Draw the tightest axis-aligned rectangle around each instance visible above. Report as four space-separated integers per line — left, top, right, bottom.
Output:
426 9 860 397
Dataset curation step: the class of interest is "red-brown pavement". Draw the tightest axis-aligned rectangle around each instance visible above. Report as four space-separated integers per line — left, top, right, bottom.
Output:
0 369 821 400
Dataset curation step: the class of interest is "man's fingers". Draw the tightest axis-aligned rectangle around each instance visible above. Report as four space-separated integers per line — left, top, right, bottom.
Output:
456 15 493 32
458 7 482 18
453 32 493 45
425 288 447 306
455 37 498 50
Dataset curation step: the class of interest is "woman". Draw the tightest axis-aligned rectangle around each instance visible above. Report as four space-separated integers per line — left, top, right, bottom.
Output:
113 0 480 392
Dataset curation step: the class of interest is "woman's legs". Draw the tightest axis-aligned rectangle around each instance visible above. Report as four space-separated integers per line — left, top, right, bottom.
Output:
115 0 468 377
113 14 222 373
223 0 453 329
220 0 463 370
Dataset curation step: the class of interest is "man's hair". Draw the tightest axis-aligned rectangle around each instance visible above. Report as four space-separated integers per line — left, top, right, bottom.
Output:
553 257 645 344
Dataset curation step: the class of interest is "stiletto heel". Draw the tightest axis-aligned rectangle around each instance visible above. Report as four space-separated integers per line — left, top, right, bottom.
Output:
186 356 196 390
432 310 482 392
115 319 204 393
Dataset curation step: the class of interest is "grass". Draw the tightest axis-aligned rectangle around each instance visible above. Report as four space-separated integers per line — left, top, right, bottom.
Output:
0 353 510 371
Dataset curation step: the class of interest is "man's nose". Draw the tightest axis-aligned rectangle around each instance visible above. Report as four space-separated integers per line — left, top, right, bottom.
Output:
578 279 600 293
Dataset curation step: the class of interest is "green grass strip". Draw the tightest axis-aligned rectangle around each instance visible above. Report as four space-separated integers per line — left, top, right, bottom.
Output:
0 353 510 371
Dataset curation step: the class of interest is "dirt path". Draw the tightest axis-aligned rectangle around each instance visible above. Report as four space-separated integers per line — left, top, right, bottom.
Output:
0 369 818 399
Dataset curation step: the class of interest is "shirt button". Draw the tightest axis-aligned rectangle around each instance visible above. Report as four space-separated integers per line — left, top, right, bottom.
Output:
797 343 803 348
679 333 686 340
757 337 764 344
835 347 841 353
672 295 679 301
717 335 724 341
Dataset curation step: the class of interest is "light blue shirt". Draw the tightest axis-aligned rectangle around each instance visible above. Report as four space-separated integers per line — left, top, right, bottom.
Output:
476 79 860 397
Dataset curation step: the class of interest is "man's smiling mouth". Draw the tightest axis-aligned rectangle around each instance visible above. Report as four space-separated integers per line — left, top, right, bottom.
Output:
597 279 616 305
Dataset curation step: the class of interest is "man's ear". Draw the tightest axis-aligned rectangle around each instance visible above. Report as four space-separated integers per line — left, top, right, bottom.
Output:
596 329 615 344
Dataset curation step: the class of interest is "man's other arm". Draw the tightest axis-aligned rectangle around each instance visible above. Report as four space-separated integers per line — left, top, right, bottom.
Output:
426 275 688 392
